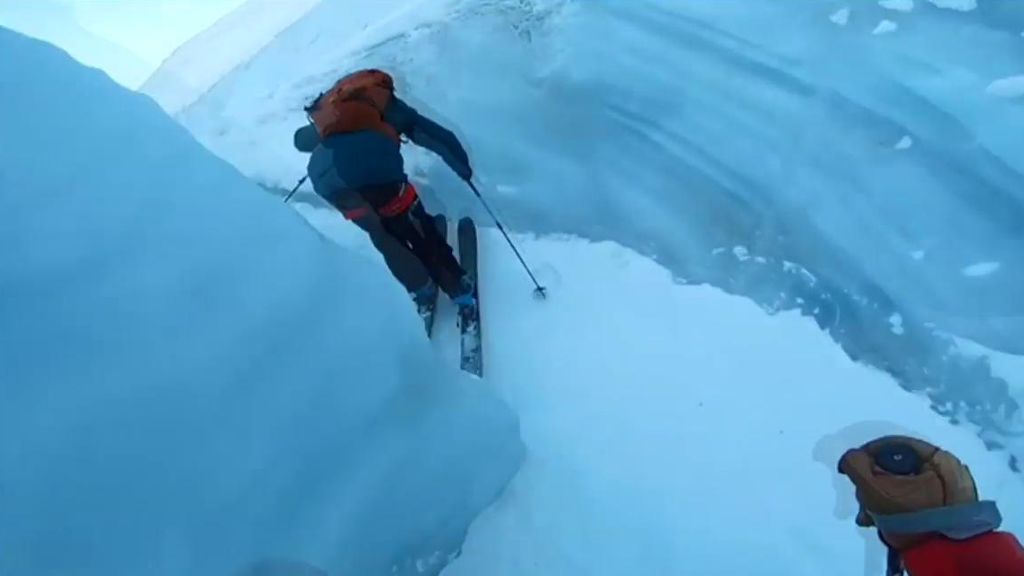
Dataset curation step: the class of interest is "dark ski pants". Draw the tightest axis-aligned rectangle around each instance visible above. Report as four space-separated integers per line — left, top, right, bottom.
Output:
336 188 467 298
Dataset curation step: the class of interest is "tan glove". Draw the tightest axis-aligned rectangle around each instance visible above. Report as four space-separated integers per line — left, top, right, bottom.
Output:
837 435 978 549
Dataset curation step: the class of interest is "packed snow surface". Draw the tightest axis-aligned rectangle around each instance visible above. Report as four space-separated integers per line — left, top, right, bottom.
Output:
441 231 1024 576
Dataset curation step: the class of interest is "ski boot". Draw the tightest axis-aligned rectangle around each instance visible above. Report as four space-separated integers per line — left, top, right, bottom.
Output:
412 281 439 323
451 276 476 313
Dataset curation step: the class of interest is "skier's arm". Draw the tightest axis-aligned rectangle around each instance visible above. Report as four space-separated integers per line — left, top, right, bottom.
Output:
386 97 473 181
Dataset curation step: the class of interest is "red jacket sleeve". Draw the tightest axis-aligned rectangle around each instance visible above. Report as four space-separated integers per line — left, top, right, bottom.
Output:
902 532 1024 576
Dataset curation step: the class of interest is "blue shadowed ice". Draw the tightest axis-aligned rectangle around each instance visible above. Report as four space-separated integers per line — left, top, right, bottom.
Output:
0 26 522 576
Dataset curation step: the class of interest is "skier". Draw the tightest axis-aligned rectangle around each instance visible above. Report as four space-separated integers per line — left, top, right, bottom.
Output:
837 435 1024 575
292 69 475 318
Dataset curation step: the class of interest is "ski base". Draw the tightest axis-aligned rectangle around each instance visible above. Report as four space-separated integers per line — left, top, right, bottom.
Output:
457 217 483 377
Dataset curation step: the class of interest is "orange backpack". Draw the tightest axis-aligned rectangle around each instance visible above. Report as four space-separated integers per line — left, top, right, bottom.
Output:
304 69 399 142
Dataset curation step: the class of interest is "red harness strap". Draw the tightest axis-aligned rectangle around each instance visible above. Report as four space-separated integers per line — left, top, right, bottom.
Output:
342 203 370 217
377 181 419 218
341 206 371 220
341 182 419 221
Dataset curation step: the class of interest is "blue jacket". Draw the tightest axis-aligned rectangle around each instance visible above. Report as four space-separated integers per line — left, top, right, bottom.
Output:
304 97 471 206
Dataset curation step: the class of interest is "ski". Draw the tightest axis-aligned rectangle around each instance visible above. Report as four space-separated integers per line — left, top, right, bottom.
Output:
420 214 447 338
457 217 483 376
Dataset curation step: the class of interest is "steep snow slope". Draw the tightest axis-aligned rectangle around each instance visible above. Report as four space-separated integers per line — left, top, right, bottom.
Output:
0 27 521 576
0 0 151 87
180 0 1024 463
141 0 321 113
286 194 1024 576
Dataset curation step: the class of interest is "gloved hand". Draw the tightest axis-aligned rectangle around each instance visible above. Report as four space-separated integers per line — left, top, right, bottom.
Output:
837 435 979 551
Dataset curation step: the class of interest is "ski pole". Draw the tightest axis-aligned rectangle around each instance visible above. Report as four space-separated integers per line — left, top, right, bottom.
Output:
466 180 547 299
283 175 308 204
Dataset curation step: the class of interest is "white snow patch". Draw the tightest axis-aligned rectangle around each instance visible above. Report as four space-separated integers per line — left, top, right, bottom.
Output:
894 135 914 150
783 260 818 285
910 250 926 260
926 0 977 10
830 7 851 26
872 20 899 35
879 0 915 13
962 261 1002 277
889 313 906 335
985 75 1024 99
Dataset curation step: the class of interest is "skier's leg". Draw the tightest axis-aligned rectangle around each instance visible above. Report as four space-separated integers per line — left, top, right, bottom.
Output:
336 195 433 295
409 202 469 284
407 202 475 307
382 201 466 298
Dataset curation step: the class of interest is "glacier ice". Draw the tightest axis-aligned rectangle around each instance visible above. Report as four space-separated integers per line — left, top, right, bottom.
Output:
0 26 521 576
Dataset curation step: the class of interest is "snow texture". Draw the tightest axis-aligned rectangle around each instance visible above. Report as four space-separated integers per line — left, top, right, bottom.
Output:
830 7 851 26
880 0 915 12
873 19 900 35
0 27 521 576
986 75 1024 98
962 261 1002 277
890 312 906 335
177 0 1024 458
927 0 977 11
954 336 1024 397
